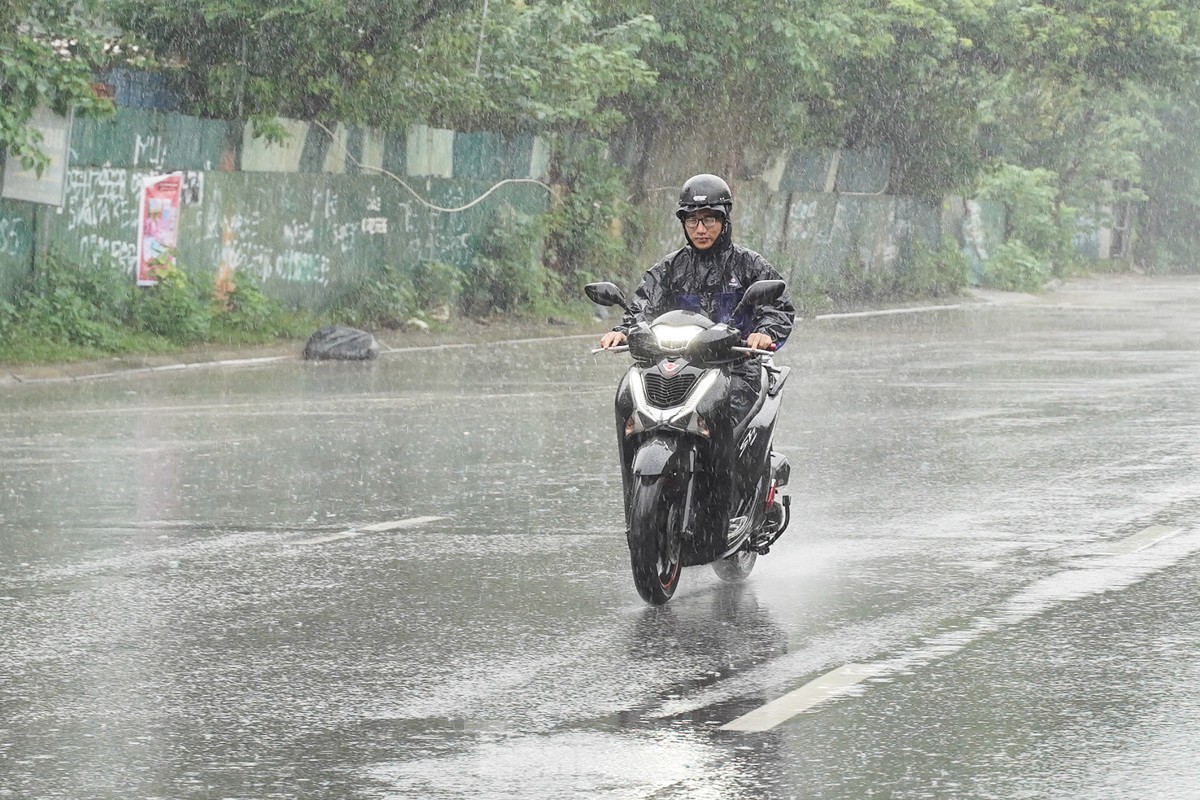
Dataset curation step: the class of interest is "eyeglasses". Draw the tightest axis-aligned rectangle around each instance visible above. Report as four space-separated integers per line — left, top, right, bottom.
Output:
683 215 723 230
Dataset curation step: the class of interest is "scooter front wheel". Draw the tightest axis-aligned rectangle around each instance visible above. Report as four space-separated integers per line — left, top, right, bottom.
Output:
627 475 682 605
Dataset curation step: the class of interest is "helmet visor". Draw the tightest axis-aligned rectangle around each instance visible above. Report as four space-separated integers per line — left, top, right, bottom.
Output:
676 204 729 221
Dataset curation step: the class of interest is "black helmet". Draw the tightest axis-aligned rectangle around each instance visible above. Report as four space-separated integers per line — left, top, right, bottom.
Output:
676 174 733 220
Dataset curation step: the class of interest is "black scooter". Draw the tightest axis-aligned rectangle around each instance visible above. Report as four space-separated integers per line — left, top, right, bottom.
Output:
586 279 792 605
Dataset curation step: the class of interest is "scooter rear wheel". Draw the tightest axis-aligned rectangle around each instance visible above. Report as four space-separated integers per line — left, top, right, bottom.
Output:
627 475 682 605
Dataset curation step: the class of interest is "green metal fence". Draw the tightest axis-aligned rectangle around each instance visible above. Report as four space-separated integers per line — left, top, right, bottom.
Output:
635 148 1005 292
0 109 550 309
1 108 1005 308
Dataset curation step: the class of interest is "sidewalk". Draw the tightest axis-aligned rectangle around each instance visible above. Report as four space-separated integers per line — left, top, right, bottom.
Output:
0 317 607 385
4 274 1196 385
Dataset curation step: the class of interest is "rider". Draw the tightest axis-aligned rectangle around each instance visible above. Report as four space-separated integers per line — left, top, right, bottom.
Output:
598 173 796 421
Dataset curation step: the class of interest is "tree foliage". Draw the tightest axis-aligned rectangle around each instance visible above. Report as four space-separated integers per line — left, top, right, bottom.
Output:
1 0 114 174
108 0 658 135
103 0 1200 186
8 0 1200 285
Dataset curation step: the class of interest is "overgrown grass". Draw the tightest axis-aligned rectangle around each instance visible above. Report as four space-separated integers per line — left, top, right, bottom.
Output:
784 234 971 314
0 244 590 368
0 253 323 366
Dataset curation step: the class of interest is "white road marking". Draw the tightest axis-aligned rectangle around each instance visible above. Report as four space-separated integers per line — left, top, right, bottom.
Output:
814 304 964 321
358 516 446 532
713 522 1199 731
293 531 362 545
292 516 445 545
720 664 881 732
382 333 597 354
1097 525 1182 555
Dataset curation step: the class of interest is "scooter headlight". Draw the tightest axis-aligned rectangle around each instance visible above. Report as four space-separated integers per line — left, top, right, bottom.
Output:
653 324 705 350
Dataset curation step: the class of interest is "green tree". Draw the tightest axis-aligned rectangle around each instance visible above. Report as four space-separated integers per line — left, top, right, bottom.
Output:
107 0 657 136
104 0 1200 288
1 0 114 173
972 0 1198 274
1137 81 1200 272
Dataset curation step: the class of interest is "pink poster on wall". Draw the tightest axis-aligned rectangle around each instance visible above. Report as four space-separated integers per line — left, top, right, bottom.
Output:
136 172 183 286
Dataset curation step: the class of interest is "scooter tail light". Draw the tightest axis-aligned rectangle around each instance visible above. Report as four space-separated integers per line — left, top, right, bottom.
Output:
766 481 777 508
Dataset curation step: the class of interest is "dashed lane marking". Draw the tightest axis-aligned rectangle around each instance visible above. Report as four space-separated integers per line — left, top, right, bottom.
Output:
292 516 446 545
712 522 1199 732
813 304 964 321
1097 524 1182 555
720 665 882 732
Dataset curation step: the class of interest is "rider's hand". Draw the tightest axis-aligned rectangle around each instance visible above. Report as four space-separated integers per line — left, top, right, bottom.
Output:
746 332 774 351
600 331 627 349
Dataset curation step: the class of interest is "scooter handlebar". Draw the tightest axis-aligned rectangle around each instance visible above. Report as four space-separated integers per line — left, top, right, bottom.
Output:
733 344 777 356
592 344 772 356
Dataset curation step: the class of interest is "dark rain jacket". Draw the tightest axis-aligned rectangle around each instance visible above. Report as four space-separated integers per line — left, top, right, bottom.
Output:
614 225 795 346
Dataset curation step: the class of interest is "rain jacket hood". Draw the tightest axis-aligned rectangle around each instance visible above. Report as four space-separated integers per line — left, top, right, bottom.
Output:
614 224 794 347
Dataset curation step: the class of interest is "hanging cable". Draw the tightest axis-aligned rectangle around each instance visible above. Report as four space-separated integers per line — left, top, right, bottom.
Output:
312 120 558 214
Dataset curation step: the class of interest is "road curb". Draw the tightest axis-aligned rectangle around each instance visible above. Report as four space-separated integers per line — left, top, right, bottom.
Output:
8 275 1190 385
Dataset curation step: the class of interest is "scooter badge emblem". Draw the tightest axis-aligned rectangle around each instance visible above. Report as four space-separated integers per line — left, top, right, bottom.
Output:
663 361 679 375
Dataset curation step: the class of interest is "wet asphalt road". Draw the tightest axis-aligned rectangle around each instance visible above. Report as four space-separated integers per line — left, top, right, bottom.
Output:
2 276 1200 799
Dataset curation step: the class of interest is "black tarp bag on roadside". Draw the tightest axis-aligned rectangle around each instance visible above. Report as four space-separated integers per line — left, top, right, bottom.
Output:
303 325 380 361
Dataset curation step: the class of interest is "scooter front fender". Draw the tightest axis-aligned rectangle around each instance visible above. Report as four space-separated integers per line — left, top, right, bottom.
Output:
631 435 697 477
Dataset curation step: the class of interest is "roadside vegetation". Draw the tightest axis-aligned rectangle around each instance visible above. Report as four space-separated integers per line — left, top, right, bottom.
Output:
0 248 608 366
4 0 1200 363
0 252 312 364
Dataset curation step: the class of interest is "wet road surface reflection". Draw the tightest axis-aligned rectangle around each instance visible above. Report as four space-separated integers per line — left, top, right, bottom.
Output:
3 277 1200 798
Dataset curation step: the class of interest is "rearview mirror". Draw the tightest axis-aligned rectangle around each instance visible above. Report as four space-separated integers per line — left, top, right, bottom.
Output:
585 282 631 312
733 279 786 316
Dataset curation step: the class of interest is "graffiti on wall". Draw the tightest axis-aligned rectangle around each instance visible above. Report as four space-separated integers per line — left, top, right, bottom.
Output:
207 184 335 286
0 215 31 258
63 167 140 268
133 133 166 169
2 106 548 306
65 168 136 232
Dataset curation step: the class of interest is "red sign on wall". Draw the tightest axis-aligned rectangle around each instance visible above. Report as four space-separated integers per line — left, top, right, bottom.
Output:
136 172 183 286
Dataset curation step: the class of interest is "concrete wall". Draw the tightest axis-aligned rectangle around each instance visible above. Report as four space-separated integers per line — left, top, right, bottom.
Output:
630 143 1002 290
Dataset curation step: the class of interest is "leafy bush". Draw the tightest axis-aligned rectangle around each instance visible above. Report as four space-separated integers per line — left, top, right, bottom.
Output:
13 252 130 348
130 265 212 343
977 164 1077 284
218 270 277 324
984 241 1053 292
462 208 557 316
209 270 317 343
328 264 416 329
0 254 330 364
412 260 463 316
901 235 970 298
830 239 891 306
0 299 15 340
545 137 638 291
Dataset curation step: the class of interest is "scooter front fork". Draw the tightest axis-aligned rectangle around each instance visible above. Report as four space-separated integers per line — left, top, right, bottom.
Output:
679 472 697 538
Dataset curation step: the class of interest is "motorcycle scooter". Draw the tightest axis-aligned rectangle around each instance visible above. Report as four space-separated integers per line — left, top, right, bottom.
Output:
586 279 792 605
